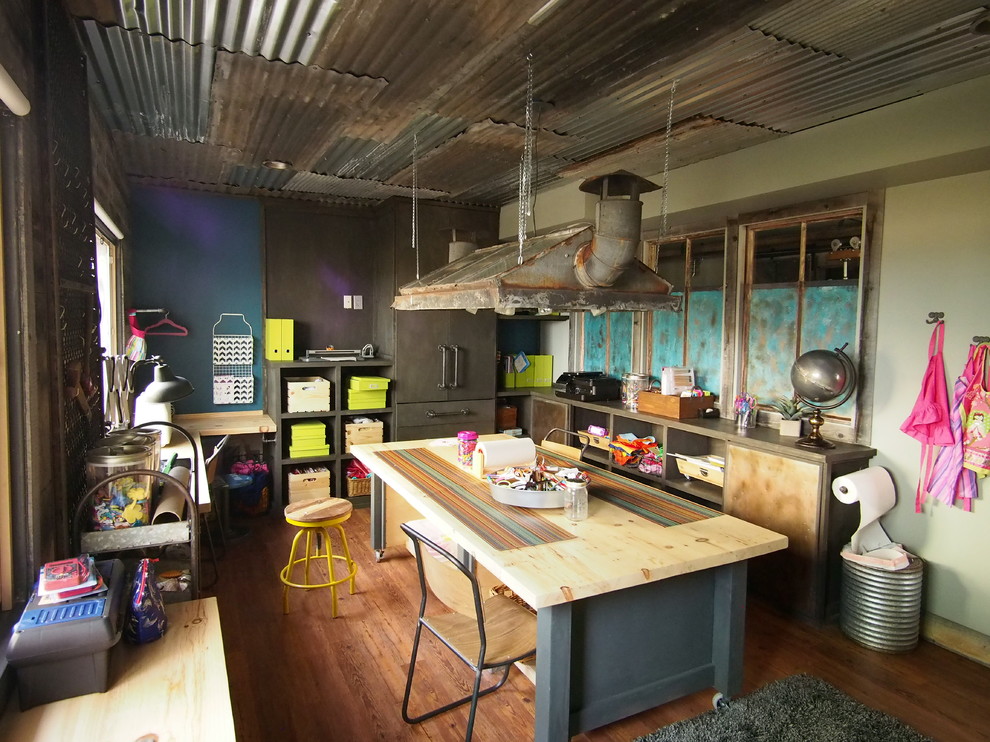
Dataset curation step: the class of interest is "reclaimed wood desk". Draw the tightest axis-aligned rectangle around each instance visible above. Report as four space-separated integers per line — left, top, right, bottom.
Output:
0 597 234 741
353 436 788 742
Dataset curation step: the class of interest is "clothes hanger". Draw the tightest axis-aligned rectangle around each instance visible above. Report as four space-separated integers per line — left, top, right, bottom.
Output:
143 313 189 336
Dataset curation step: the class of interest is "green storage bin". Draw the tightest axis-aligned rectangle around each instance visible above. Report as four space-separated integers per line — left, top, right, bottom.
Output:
349 376 391 391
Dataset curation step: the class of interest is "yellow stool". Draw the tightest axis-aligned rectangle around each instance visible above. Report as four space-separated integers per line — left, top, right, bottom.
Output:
280 497 358 617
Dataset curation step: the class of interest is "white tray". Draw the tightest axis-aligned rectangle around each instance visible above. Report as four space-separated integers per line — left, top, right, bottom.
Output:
489 482 565 508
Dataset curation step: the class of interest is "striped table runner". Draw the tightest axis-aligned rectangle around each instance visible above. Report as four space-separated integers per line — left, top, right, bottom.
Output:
372 446 719 551
540 451 720 526
374 447 576 550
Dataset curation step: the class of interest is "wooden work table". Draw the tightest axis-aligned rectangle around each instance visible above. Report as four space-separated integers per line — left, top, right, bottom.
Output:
353 435 788 741
0 597 234 741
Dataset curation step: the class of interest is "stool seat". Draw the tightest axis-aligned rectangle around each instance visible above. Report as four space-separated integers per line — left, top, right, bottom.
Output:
284 496 352 523
280 496 357 618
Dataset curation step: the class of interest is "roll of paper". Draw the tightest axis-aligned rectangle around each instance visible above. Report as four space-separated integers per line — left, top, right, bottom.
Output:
832 467 896 554
477 437 537 472
153 466 191 524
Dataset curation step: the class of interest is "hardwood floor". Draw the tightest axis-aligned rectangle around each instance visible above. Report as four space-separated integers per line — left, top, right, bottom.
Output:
208 507 990 742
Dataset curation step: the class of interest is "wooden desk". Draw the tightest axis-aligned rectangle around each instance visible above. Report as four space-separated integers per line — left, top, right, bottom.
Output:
354 436 788 742
0 597 234 741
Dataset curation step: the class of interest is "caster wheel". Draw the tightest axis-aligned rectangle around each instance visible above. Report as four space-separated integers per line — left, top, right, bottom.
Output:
712 692 730 711
374 549 385 562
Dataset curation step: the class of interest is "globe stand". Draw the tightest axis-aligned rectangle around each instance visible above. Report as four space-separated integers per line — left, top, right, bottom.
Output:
795 408 833 449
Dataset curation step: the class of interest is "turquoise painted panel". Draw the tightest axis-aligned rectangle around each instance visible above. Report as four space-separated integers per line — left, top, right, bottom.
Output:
608 312 633 376
746 287 798 405
582 312 607 371
650 294 684 374
686 290 723 393
802 285 859 417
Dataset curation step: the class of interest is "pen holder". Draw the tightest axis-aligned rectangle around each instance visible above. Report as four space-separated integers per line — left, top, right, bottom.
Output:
736 408 757 429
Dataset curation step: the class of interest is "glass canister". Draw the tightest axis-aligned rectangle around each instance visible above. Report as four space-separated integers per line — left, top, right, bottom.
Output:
85 443 156 530
101 429 161 472
457 430 479 467
563 478 589 521
621 372 651 411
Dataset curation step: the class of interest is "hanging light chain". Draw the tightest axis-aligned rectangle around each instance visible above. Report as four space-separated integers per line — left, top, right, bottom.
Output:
518 53 535 265
660 78 677 238
412 132 420 279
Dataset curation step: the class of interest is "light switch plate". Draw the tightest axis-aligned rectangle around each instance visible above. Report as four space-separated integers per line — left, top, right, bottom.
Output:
353 295 363 310
343 295 352 309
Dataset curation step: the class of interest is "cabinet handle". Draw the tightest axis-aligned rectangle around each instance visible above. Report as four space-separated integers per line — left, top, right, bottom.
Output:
438 344 449 389
449 344 461 389
425 408 470 418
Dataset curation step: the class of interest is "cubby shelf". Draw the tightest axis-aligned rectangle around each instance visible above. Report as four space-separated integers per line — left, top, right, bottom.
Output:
264 359 392 511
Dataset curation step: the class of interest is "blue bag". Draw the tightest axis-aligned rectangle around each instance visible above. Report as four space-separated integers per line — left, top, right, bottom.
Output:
124 558 168 644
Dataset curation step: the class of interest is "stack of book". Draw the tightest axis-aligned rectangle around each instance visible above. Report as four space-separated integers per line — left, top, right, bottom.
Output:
36 555 107 605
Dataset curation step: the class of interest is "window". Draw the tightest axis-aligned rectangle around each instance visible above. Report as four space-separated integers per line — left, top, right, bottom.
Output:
647 230 726 393
740 207 867 427
95 227 121 356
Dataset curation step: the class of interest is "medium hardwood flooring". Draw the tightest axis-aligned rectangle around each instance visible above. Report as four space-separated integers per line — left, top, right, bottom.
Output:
208 507 990 742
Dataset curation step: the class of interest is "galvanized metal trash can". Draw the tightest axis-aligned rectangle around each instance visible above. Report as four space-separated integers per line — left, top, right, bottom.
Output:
840 555 924 652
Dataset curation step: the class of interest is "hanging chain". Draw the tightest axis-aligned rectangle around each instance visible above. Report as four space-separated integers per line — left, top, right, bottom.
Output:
518 53 535 265
660 78 677 238
412 132 420 280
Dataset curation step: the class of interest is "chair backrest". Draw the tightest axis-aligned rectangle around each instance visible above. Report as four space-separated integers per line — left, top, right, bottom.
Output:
204 434 230 484
401 522 484 623
541 427 586 460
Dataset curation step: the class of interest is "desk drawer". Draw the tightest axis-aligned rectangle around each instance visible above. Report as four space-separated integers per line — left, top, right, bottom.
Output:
395 400 495 441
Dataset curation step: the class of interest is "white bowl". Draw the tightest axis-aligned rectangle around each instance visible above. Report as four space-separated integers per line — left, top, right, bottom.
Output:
488 482 565 508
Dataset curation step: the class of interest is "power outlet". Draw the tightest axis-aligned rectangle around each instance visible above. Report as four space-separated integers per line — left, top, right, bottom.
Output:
343 295 352 309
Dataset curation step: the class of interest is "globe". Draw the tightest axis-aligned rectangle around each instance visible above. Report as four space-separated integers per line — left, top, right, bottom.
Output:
789 345 857 449
791 349 852 404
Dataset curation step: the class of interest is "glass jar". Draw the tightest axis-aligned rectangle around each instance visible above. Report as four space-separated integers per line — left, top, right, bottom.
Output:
457 430 479 466
563 478 589 521
85 443 156 530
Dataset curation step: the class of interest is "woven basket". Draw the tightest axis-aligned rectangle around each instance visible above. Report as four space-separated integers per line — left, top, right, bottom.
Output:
346 476 371 496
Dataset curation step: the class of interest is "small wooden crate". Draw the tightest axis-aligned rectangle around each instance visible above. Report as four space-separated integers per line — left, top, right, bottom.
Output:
344 420 384 453
346 476 371 496
287 467 331 503
285 376 332 413
636 391 714 419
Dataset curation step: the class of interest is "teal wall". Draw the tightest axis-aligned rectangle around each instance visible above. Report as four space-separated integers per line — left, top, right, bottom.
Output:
129 186 263 413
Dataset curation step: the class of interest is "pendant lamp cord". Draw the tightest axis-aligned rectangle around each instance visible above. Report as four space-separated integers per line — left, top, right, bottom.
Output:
412 132 420 279
518 53 534 265
660 78 677 238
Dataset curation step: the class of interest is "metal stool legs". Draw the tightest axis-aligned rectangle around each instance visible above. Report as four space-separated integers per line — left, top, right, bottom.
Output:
280 520 357 618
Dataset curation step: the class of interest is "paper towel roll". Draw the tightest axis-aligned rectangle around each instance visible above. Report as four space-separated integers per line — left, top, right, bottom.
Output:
477 437 537 472
832 467 896 554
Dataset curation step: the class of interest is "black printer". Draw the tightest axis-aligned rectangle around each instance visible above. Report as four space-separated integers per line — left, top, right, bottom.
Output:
553 372 622 402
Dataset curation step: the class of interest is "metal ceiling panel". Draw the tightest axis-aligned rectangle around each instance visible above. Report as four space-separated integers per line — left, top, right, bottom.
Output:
753 0 987 59
113 131 242 184
284 171 449 201
208 49 388 169
111 0 341 65
80 20 213 141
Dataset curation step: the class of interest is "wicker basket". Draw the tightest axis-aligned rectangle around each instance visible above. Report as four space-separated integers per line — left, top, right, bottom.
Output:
346 476 372 496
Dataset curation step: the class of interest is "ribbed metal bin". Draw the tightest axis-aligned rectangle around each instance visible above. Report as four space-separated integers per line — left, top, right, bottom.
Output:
840 555 924 653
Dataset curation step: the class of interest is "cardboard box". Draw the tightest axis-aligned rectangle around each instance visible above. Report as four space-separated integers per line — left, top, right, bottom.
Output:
349 376 390 391
285 376 331 413
636 391 714 419
345 420 384 452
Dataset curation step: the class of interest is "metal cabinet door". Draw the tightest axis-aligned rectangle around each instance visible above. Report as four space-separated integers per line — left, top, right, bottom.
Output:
395 310 449 403
445 310 496 401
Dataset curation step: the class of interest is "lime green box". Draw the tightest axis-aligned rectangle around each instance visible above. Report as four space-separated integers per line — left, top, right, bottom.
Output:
347 390 387 409
515 363 536 388
349 376 391 391
533 355 553 387
288 444 330 459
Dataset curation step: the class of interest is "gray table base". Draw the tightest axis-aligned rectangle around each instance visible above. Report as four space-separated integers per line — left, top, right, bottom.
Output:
534 561 747 741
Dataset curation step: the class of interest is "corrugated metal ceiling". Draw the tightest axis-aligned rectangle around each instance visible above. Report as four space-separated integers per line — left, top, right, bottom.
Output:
65 0 990 207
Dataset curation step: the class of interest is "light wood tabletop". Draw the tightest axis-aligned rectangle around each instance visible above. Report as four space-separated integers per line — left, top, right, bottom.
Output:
352 435 788 610
0 597 234 742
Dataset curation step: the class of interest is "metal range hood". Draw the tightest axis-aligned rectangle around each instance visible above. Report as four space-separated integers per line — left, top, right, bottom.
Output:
392 172 681 314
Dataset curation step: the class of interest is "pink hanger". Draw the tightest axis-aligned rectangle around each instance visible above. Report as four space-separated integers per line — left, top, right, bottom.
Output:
143 313 189 336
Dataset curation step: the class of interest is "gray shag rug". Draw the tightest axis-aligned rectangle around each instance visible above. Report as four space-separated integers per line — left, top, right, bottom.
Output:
635 674 932 742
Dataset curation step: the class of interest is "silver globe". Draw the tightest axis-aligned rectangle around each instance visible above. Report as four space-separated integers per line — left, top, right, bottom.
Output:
791 349 851 404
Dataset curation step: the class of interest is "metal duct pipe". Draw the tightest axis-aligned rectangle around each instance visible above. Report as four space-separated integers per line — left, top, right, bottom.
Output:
573 172 658 289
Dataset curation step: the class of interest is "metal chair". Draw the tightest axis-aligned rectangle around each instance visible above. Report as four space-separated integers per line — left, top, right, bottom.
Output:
541 427 589 460
400 522 536 742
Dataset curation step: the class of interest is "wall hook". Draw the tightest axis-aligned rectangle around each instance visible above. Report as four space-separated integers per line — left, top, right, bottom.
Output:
973 336 990 344
925 311 944 324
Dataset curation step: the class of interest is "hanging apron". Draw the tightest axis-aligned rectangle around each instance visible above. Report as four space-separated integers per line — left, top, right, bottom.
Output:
900 321 953 512
928 344 981 510
961 343 990 478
